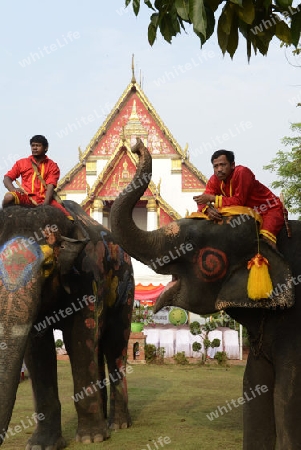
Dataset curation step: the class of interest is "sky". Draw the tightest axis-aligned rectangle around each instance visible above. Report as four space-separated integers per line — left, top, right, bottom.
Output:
1 1 300 217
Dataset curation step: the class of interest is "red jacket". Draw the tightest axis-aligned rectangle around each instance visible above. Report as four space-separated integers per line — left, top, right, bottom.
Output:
198 166 281 211
5 155 60 203
198 165 284 239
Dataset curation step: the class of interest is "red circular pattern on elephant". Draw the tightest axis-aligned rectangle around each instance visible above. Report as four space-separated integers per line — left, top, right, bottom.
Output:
195 247 228 282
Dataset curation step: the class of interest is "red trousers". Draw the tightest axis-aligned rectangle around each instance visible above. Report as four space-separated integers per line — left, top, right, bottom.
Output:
11 191 73 219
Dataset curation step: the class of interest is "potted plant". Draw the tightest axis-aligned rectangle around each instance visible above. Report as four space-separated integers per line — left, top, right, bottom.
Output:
131 305 154 332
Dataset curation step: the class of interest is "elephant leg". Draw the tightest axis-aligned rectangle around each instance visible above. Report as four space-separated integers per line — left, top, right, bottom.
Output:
24 328 66 450
243 351 276 450
62 314 110 443
103 312 132 430
273 357 301 449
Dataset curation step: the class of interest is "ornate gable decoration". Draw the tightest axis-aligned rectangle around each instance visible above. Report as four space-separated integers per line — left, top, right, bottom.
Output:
61 165 86 192
181 164 207 191
92 93 179 157
96 153 153 198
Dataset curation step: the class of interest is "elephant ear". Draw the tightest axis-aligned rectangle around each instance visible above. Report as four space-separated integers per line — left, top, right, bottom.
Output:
55 222 90 293
215 245 295 310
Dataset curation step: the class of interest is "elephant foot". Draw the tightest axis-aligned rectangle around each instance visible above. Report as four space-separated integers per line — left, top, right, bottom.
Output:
75 430 110 443
25 435 66 450
110 421 130 430
75 420 111 444
109 410 132 430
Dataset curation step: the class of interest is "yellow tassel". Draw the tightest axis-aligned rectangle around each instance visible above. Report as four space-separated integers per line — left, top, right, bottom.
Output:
247 253 273 300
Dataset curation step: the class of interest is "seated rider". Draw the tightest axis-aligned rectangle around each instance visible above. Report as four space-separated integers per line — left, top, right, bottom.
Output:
193 149 285 249
2 135 72 219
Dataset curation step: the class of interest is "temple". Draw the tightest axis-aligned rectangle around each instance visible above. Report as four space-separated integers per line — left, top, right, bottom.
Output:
57 59 207 308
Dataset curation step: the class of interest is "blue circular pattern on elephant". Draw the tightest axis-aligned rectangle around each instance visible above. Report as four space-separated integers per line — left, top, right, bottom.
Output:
0 237 43 292
196 247 228 282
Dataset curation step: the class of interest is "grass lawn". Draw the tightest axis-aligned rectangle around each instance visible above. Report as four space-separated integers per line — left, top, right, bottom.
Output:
4 360 245 450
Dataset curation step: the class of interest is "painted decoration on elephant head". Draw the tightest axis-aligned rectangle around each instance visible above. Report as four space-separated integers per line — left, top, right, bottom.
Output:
0 237 43 291
194 247 228 282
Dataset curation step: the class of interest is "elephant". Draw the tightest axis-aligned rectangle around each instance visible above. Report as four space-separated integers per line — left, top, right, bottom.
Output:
0 200 134 449
110 139 301 450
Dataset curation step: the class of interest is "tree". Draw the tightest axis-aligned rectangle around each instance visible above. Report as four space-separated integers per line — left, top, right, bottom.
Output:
264 122 301 216
189 320 221 364
125 0 301 60
55 339 64 348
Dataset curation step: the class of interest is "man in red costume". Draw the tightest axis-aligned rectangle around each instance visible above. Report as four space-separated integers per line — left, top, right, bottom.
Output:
193 149 284 248
2 135 72 219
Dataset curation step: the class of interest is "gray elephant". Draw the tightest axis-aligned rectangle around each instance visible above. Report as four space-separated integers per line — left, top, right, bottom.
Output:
0 200 134 449
110 139 301 450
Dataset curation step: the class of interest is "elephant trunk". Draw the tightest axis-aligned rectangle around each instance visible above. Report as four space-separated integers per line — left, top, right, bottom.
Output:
0 282 40 445
0 326 31 444
111 139 177 270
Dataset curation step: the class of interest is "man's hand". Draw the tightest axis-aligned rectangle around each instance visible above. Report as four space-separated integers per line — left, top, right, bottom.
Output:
207 206 222 221
193 193 222 221
193 193 215 205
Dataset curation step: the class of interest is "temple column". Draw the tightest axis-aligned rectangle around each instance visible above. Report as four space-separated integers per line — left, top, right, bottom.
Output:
146 198 158 231
91 198 103 224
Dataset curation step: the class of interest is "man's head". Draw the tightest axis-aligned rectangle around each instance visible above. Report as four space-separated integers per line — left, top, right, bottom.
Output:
30 135 48 159
211 149 235 181
30 135 49 150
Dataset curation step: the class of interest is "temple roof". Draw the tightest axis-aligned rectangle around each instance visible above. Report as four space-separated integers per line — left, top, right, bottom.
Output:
57 70 207 224
58 76 207 189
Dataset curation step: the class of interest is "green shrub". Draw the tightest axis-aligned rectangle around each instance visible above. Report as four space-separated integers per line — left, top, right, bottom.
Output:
55 339 63 348
144 344 165 364
173 351 189 365
145 344 157 363
214 351 229 367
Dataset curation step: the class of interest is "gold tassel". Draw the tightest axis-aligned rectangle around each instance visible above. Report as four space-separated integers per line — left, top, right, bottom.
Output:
247 253 273 300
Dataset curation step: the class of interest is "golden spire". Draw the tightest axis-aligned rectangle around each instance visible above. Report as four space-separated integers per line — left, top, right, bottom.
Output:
183 143 189 160
131 53 136 84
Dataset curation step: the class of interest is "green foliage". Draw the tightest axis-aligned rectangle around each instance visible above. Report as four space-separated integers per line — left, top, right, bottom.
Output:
125 0 301 59
264 122 301 217
192 341 202 352
189 320 221 364
144 343 157 363
173 351 190 364
55 339 63 348
144 344 165 364
211 338 222 348
214 351 229 367
131 305 154 324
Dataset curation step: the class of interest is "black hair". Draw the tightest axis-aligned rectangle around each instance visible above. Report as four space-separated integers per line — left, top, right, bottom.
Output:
211 149 235 164
30 135 49 150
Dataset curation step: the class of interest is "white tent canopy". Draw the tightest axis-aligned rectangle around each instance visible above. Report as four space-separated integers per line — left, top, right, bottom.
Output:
132 259 172 286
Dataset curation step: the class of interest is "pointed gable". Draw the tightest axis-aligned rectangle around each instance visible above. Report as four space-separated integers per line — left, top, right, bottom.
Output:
96 153 136 197
95 152 151 198
182 164 206 191
63 165 86 191
91 91 179 157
